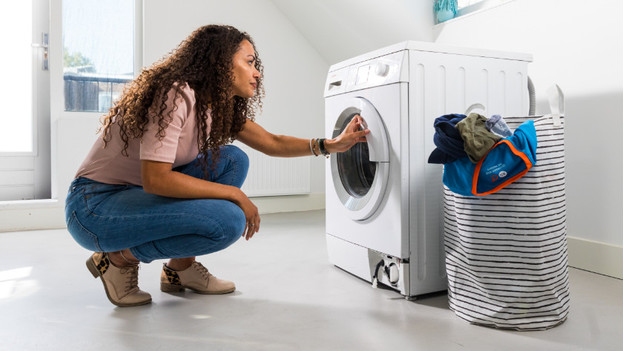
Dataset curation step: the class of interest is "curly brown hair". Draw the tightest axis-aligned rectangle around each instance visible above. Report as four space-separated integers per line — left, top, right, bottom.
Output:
100 24 264 169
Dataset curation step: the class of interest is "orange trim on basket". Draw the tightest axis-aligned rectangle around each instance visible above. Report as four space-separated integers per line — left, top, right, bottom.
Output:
472 139 533 196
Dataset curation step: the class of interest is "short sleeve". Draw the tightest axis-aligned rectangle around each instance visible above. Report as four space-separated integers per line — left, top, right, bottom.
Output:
140 85 195 163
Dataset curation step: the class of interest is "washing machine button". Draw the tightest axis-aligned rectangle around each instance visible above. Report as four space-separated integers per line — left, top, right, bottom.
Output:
375 62 389 77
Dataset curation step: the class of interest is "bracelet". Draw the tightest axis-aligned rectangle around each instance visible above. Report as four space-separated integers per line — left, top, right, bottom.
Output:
319 138 330 158
309 138 318 156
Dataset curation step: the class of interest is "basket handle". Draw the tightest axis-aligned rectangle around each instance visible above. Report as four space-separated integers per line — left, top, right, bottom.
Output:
547 84 565 127
464 103 486 115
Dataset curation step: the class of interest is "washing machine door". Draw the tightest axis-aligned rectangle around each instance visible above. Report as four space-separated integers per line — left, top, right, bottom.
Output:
330 97 390 221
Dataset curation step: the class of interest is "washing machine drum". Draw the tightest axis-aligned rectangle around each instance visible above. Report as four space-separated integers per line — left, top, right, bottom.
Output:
331 97 390 221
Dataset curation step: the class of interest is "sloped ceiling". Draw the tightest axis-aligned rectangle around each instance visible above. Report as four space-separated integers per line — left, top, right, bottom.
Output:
269 0 435 65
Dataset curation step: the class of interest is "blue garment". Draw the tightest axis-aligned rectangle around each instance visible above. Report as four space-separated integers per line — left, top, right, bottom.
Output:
428 113 468 164
443 120 537 196
65 145 248 263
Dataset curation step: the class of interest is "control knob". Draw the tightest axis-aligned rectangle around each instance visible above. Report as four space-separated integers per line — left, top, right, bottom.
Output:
375 62 389 77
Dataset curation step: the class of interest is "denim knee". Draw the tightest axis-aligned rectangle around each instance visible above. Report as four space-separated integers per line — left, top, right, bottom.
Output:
139 201 246 261
175 145 249 187
222 145 249 169
220 145 249 188
217 200 246 242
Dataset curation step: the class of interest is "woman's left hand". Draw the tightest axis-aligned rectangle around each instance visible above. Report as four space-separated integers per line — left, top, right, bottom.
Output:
325 115 370 153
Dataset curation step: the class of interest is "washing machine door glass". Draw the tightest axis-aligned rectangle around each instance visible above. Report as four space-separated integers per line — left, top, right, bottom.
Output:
331 97 390 221
336 115 376 198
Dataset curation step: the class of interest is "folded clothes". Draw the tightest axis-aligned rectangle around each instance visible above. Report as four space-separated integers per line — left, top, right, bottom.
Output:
427 113 467 164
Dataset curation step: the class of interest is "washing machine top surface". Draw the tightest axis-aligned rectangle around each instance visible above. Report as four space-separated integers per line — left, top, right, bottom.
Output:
329 40 532 72
324 40 532 98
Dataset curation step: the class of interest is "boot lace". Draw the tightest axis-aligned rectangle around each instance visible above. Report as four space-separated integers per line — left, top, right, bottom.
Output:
192 262 213 282
120 265 140 293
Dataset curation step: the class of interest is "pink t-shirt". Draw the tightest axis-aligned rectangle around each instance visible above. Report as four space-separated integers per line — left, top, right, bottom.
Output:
75 83 211 186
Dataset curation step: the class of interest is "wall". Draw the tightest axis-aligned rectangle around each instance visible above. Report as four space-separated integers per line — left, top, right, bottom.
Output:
0 0 332 232
433 0 623 277
270 0 435 64
269 0 622 277
143 0 329 209
1 0 436 232
1 0 621 278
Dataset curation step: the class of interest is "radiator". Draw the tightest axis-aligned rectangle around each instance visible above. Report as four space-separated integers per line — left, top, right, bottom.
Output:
0 156 35 200
234 142 311 197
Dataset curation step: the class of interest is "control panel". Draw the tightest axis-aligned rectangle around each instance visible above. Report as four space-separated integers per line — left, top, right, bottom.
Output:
324 51 407 97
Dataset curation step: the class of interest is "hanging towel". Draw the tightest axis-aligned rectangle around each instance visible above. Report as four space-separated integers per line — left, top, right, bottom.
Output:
457 113 501 163
443 120 537 196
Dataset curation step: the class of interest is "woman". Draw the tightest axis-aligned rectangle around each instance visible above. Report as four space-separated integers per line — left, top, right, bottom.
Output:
65 24 369 307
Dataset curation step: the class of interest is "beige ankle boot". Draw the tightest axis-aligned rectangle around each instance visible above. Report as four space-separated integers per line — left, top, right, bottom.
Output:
160 261 235 294
86 252 152 307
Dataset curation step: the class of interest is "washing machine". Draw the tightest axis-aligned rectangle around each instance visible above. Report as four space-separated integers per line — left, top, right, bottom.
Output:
324 41 532 298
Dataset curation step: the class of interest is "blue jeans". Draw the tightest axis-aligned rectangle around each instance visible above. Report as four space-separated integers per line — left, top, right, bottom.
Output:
65 145 248 263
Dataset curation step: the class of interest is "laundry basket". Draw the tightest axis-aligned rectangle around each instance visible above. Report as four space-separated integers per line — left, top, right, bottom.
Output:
442 86 570 330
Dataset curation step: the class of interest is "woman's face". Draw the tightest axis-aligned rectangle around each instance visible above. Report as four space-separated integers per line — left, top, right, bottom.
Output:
231 40 260 98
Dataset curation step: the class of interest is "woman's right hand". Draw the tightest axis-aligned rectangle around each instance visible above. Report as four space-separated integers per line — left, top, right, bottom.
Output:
234 189 260 240
324 114 370 153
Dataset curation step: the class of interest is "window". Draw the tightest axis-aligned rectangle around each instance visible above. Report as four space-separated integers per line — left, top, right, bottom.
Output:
457 0 513 17
0 2 34 152
458 0 482 8
436 0 513 24
62 0 134 112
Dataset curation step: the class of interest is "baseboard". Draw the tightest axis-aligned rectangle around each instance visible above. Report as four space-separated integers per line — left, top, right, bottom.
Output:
2 196 621 280
252 192 325 215
0 193 327 233
567 236 623 279
0 199 66 232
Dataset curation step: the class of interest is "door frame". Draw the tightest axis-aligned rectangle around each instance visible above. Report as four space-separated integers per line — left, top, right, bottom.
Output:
0 0 143 232
0 0 50 201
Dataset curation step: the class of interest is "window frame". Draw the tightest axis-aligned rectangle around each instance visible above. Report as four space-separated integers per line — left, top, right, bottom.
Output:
0 1 39 157
51 0 143 122
47 0 142 201
456 0 515 19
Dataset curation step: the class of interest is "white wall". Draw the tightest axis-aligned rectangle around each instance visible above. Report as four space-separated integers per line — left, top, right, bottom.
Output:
0 0 331 232
2 0 621 277
433 0 623 277
144 0 329 198
270 0 622 277
269 0 435 64
2 0 435 232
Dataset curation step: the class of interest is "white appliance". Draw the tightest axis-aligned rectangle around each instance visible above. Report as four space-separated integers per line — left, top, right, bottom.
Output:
324 41 532 298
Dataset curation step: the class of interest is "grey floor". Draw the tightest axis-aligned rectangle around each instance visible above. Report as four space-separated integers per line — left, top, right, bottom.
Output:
0 210 621 351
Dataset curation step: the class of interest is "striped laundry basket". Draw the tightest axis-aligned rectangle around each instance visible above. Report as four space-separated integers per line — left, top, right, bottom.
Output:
443 91 570 330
